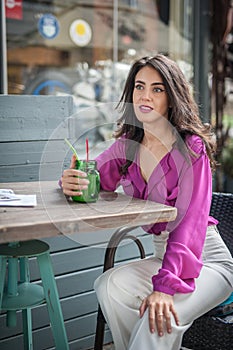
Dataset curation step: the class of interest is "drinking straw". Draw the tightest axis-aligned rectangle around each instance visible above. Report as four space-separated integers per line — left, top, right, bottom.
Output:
86 138 89 162
64 138 79 160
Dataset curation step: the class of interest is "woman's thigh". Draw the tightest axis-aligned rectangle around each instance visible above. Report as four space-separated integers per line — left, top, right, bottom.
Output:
174 265 232 324
96 256 232 325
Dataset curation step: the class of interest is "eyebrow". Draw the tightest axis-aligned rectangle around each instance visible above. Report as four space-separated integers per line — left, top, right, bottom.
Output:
135 80 165 86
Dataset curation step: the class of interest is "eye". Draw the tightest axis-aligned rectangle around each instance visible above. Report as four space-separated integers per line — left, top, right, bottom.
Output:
153 87 165 93
135 84 143 90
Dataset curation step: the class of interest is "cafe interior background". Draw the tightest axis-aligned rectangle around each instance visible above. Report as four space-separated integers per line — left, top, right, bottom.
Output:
0 0 233 349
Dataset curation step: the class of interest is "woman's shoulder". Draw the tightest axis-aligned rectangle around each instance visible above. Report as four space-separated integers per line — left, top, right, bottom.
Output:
99 134 127 156
112 134 127 147
185 134 206 155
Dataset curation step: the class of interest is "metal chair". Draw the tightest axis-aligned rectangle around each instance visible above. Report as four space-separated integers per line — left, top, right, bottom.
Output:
94 192 233 350
94 226 145 350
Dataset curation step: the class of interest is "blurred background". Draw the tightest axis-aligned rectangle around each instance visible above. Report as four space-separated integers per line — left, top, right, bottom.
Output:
1 0 233 191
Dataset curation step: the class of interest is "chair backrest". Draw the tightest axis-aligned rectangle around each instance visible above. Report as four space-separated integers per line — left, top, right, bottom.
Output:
210 192 233 255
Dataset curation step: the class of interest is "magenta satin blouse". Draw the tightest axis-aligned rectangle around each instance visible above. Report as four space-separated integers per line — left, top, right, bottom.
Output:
95 134 218 295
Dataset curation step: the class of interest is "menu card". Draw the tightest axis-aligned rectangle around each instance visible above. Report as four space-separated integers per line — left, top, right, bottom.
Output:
0 189 37 207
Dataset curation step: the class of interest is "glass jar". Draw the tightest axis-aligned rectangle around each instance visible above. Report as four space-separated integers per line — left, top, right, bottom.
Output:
72 160 100 203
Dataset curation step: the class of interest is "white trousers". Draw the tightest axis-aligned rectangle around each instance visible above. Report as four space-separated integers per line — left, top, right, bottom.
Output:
94 226 233 350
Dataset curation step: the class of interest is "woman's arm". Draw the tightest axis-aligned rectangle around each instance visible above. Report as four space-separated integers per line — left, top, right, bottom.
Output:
152 137 213 295
61 137 126 195
95 137 126 191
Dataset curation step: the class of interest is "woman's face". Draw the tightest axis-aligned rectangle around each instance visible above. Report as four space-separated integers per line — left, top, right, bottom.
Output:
132 65 170 125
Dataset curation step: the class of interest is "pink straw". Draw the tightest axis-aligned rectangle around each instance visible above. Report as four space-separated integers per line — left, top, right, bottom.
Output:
86 138 89 162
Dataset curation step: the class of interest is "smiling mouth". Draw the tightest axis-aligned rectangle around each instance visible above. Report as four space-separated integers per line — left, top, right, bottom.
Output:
139 105 153 113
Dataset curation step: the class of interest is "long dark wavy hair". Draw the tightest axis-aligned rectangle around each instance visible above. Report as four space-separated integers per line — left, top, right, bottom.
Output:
115 54 216 174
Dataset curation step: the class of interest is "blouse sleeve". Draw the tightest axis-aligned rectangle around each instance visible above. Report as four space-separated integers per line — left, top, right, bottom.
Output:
95 138 126 191
152 137 213 295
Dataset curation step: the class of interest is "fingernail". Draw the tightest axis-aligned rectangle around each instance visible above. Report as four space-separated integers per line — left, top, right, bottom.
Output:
159 332 163 337
151 328 155 333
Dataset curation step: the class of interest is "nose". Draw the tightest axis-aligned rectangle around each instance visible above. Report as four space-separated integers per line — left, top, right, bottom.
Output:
141 88 152 101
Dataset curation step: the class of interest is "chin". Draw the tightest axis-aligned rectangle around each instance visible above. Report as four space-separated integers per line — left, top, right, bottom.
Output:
135 112 165 124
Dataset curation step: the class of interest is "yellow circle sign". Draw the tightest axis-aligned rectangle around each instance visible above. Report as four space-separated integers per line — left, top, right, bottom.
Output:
69 19 92 47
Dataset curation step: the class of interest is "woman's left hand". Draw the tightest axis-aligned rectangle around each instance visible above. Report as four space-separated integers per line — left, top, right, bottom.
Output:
139 291 179 336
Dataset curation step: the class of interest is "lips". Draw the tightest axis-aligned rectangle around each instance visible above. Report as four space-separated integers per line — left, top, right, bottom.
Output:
139 105 153 113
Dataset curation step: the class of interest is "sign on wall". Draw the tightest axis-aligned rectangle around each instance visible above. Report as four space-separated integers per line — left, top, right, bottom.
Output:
5 0 23 20
69 19 92 47
38 14 60 40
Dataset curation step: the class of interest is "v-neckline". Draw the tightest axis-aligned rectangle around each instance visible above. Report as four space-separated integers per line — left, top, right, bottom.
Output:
137 145 172 184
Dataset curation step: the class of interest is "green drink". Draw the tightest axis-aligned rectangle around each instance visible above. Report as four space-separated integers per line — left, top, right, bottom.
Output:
72 160 100 203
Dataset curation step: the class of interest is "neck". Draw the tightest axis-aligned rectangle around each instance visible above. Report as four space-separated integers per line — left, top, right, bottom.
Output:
143 124 175 148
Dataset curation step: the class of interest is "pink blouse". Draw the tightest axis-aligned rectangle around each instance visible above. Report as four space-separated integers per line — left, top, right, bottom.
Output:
95 134 218 295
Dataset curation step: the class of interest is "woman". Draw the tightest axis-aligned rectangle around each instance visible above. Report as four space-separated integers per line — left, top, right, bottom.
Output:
61 55 233 350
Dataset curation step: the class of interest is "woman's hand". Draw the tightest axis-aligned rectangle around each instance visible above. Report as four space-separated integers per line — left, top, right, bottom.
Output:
139 291 179 336
61 155 90 197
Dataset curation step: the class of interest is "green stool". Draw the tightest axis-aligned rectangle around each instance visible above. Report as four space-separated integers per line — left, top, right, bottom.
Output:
0 240 69 350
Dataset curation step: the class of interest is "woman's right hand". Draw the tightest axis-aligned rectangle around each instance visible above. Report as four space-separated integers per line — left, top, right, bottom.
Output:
61 155 90 197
